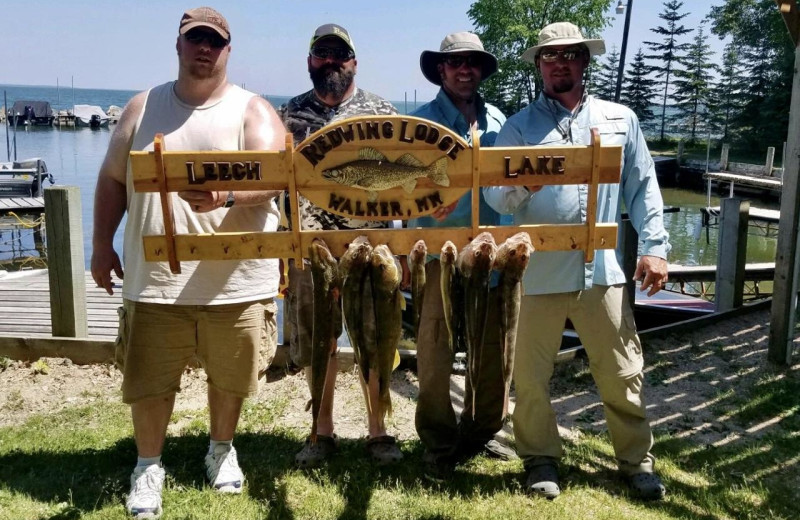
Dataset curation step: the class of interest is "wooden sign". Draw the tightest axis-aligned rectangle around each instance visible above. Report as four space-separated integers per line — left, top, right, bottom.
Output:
129 115 623 273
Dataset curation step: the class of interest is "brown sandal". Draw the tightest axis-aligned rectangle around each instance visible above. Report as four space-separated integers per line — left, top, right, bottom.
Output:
365 435 403 466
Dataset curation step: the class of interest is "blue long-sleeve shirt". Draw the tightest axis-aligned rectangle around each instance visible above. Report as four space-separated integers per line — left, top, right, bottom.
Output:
408 88 507 229
483 93 670 295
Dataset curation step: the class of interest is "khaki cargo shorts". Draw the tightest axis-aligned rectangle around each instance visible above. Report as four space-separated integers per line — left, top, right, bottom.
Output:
115 298 277 404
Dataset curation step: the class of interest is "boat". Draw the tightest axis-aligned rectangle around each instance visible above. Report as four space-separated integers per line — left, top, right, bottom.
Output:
72 105 110 128
7 101 55 126
0 159 54 198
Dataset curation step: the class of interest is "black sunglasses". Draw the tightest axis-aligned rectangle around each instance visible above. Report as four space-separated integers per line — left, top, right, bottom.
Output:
184 30 229 49
538 47 585 63
442 55 483 69
310 47 355 61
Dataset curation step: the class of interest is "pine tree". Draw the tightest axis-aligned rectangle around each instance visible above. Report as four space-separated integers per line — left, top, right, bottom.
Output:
621 48 658 125
644 0 692 141
590 45 620 101
671 25 717 143
707 43 743 142
708 0 793 151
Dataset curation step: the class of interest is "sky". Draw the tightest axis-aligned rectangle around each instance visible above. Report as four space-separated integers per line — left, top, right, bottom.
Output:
1 0 727 102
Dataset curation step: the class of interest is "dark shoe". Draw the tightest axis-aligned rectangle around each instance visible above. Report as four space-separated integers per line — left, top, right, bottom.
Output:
526 463 560 499
459 438 518 461
422 451 455 483
625 472 666 500
295 434 337 468
366 435 403 466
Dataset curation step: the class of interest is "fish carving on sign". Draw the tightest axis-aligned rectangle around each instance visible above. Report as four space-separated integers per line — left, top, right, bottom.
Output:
321 147 450 202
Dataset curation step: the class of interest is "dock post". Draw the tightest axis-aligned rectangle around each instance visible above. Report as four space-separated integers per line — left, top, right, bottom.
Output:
765 147 775 176
714 197 749 312
720 144 730 171
44 186 88 337
677 140 684 166
620 219 638 311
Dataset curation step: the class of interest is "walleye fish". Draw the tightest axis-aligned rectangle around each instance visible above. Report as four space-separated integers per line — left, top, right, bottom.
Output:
456 232 497 417
322 147 450 202
494 232 534 418
308 238 341 444
408 240 427 339
339 236 373 399
369 244 404 418
439 241 463 353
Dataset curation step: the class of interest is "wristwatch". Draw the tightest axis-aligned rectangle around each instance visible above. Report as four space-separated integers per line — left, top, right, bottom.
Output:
223 191 235 208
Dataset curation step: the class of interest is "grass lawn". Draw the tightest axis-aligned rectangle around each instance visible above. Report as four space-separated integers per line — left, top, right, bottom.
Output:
0 375 798 520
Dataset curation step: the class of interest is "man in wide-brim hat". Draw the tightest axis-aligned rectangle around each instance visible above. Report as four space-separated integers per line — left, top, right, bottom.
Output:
483 21 669 501
409 31 514 481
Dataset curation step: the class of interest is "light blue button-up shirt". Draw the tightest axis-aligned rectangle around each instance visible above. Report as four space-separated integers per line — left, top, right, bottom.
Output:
408 88 507 229
483 93 670 295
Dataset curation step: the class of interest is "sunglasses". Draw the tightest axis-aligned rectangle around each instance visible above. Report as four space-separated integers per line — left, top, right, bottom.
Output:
184 30 229 49
538 47 585 63
442 55 482 69
310 47 355 61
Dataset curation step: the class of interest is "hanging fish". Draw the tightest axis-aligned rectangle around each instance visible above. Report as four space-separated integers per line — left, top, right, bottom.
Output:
370 244 404 417
408 239 427 339
456 232 497 417
339 236 374 400
308 238 341 444
494 232 534 418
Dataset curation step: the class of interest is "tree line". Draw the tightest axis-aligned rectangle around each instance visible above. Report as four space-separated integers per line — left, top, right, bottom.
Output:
469 0 794 152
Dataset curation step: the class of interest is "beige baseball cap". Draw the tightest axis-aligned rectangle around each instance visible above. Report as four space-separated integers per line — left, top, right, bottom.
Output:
179 6 230 41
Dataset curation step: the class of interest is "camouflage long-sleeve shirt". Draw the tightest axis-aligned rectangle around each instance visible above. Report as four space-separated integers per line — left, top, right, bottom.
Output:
279 87 398 231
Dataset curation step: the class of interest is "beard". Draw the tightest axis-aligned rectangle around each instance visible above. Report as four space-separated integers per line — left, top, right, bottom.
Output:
550 76 576 94
310 64 355 98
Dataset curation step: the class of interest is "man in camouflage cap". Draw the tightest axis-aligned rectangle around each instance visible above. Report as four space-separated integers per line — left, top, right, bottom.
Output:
280 23 402 468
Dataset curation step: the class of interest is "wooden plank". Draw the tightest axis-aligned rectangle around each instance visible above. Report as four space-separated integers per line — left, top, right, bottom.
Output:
0 197 45 211
142 224 618 262
0 336 115 364
44 186 88 337
704 171 782 190
769 42 800 365
715 199 750 311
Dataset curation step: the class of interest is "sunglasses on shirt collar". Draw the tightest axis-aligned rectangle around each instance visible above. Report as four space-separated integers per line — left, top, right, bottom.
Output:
310 46 355 61
184 29 229 49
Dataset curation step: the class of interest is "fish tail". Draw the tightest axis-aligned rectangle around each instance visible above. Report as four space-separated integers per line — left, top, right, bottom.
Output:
428 157 450 187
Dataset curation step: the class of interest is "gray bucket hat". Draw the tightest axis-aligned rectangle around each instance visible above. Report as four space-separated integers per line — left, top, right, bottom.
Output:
521 22 605 63
420 32 498 86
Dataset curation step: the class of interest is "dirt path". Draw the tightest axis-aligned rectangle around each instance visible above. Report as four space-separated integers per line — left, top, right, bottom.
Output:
1 308 797 447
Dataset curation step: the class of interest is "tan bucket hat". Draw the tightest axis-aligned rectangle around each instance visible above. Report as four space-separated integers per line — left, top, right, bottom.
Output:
420 32 498 86
521 22 605 63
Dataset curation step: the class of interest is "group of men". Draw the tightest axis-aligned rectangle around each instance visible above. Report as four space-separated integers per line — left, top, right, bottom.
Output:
90 6 669 519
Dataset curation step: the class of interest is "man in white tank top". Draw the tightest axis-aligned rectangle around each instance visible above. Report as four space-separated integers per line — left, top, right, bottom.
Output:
90 8 285 519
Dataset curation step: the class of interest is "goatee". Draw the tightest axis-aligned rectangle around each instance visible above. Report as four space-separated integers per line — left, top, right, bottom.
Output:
311 65 355 99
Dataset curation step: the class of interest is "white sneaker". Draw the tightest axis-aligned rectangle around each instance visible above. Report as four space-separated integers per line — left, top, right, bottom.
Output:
126 464 165 519
205 444 244 493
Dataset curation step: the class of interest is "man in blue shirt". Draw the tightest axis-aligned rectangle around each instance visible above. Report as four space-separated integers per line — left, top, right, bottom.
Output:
484 22 668 500
408 31 513 480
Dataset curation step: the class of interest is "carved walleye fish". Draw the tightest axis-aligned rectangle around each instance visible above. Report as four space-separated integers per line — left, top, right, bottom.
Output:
322 147 450 201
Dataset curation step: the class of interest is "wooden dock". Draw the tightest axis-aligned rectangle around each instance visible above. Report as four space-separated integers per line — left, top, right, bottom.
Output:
0 197 45 213
0 269 120 340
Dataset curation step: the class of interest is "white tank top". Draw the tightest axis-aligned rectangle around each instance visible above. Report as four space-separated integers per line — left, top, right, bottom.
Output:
122 81 280 304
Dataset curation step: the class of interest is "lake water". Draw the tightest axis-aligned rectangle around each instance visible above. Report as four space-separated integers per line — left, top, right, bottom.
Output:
0 84 778 272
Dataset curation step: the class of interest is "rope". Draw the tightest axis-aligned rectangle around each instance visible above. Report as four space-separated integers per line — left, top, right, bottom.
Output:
5 211 45 228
